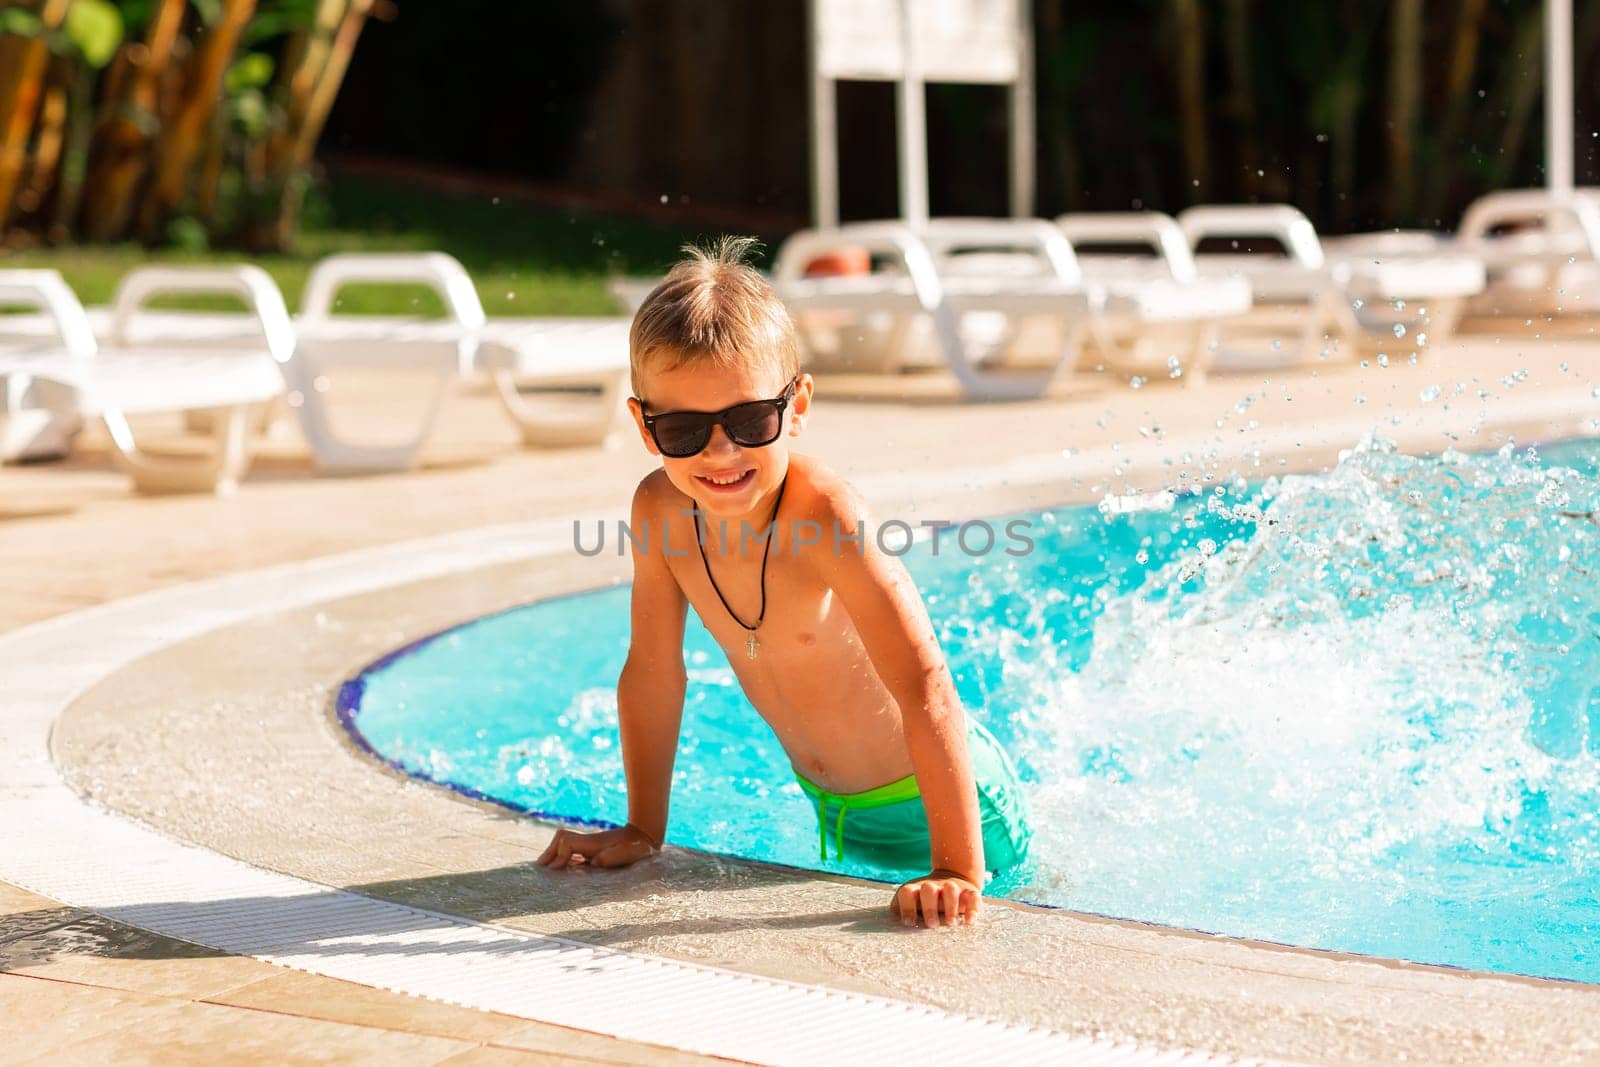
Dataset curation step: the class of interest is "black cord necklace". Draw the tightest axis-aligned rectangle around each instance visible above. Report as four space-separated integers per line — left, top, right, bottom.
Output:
692 475 788 661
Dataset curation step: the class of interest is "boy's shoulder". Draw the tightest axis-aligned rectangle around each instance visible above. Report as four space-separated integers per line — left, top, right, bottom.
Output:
782 455 871 545
631 467 685 518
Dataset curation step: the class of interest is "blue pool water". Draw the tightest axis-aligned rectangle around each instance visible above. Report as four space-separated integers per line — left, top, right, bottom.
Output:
344 437 1600 982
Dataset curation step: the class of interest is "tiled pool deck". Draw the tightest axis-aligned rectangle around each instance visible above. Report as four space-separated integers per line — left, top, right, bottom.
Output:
3 327 1600 1064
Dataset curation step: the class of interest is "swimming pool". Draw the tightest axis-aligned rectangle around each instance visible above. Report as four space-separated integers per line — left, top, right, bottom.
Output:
342 436 1600 983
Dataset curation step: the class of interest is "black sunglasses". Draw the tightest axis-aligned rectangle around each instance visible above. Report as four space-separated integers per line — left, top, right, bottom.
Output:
637 378 799 458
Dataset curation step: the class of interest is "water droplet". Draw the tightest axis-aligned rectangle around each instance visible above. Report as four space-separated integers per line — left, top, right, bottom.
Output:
1130 375 1146 389
1135 548 1150 564
1392 323 1407 338
1419 384 1442 403
1416 332 1428 347
1393 299 1406 311
1378 353 1390 368
1354 395 1367 405
1352 298 1365 310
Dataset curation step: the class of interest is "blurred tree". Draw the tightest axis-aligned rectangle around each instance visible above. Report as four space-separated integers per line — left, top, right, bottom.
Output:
0 0 376 250
1170 0 1208 201
1386 0 1422 220
0 0 71 230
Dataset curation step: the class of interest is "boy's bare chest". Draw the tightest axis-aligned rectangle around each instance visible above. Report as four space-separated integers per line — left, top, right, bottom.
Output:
665 541 847 660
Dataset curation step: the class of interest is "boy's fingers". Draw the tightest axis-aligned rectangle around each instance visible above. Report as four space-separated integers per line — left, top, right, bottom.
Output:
895 884 918 926
959 888 980 922
938 883 959 925
546 834 581 870
919 883 940 927
537 833 563 866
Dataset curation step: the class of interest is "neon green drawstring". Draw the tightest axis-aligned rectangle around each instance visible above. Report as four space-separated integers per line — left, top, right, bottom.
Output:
795 770 922 863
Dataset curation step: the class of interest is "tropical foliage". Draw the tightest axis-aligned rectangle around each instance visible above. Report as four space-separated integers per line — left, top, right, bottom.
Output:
0 0 377 251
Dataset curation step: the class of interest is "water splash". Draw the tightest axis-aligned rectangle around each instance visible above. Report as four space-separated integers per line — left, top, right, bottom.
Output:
1006 438 1600 973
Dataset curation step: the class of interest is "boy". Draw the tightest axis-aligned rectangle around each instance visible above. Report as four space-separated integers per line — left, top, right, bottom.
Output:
537 238 1031 928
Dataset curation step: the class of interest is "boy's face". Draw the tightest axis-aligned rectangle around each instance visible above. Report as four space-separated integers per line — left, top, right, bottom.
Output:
628 355 812 521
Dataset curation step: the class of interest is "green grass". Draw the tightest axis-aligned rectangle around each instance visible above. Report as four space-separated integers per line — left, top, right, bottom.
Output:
0 173 774 317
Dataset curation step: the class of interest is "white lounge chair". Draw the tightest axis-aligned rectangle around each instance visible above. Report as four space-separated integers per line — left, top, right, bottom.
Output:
1175 204 1485 369
3 253 632 475
1327 189 1600 320
283 253 630 471
0 266 290 493
1454 189 1600 318
774 219 1093 400
1052 212 1253 385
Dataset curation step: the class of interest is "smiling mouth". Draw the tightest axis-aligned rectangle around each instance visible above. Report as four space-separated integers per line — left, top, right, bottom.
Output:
695 469 755 490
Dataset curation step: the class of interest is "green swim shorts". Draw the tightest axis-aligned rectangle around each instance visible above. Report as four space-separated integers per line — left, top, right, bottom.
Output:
793 718 1032 876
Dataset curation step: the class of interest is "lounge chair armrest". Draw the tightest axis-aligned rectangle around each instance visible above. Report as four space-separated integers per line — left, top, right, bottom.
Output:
0 269 98 361
915 217 1083 285
299 252 487 329
1175 205 1325 268
1054 212 1199 283
774 222 948 311
110 265 296 363
1457 189 1600 259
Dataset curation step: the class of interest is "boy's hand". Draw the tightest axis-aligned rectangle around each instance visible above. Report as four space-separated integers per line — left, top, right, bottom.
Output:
537 823 659 870
889 870 981 928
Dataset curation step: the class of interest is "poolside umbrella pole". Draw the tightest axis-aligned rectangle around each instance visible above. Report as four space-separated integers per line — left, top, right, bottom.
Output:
1545 0 1574 194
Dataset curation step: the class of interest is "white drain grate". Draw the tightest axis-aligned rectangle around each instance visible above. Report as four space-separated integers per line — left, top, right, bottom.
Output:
0 517 1269 1066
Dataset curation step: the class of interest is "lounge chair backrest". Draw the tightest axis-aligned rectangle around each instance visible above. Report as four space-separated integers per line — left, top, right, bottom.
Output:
916 218 1083 285
1175 205 1325 269
109 265 296 365
1458 189 1600 258
774 222 951 309
775 218 1082 290
300 252 489 330
1053 213 1198 282
0 269 98 370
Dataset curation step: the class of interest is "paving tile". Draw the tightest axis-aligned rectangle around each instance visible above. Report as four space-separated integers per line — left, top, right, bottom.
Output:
0 882 63 917
429 1049 581 1066
210 968 536 1044
13 998 473 1067
0 972 182 1063
0 913 268 999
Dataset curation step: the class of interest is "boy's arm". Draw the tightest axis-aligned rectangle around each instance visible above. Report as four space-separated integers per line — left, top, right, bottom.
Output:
540 476 687 870
809 488 985 898
616 475 690 848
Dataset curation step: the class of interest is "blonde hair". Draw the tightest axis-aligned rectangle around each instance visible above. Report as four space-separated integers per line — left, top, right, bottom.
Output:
629 235 801 397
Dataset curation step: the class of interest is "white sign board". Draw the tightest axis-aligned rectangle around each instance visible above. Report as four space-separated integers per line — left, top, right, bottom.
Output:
815 0 1022 83
809 0 1032 226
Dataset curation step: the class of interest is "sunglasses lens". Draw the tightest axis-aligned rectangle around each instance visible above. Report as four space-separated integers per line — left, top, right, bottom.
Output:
653 414 711 457
724 401 782 447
